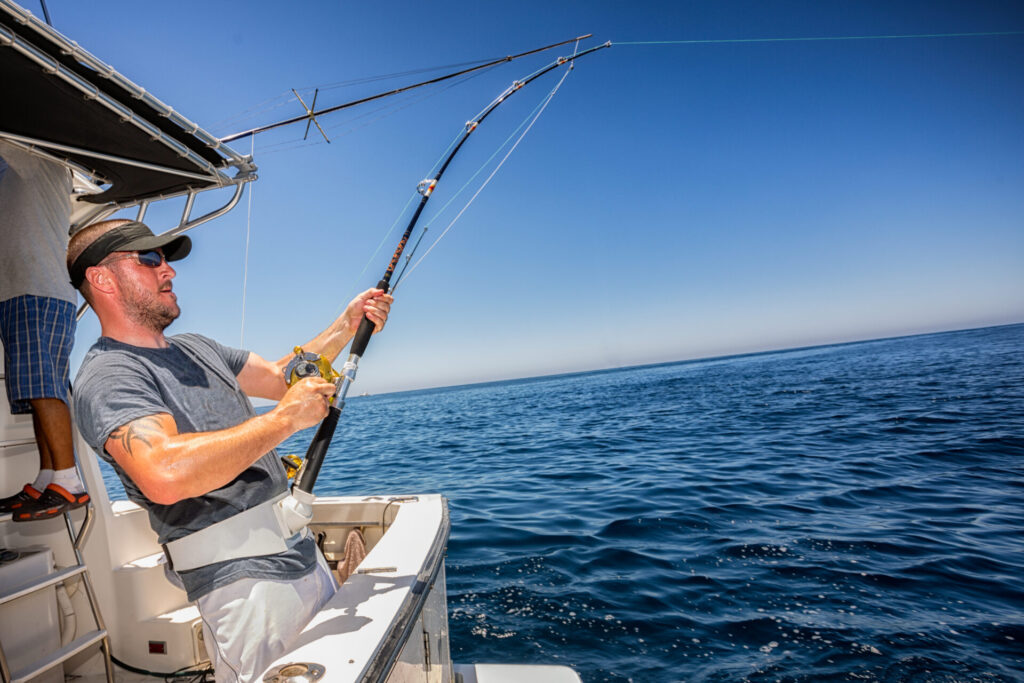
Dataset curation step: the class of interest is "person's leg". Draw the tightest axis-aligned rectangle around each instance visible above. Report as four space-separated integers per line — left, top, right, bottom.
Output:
197 559 336 682
3 296 87 520
0 296 46 512
0 389 48 511
27 408 55 494
31 410 55 487
31 398 71 468
7 399 85 519
31 397 82 489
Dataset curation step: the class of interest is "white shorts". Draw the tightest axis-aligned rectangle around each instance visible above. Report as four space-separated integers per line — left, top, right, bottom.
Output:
197 551 337 683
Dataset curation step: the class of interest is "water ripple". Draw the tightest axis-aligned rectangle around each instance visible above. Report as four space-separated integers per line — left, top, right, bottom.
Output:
99 324 1024 681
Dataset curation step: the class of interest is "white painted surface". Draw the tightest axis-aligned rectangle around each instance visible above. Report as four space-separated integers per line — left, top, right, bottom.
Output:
263 495 445 682
0 547 63 683
0 340 35 446
0 394 35 447
454 664 584 683
0 441 39 499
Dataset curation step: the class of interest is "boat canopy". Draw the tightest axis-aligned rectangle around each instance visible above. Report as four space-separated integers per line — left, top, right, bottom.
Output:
0 0 254 212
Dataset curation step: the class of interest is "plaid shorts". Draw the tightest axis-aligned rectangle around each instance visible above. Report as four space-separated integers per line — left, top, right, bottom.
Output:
0 295 76 414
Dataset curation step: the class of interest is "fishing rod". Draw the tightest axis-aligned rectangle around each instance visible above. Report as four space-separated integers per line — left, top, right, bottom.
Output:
287 40 612 496
220 34 592 143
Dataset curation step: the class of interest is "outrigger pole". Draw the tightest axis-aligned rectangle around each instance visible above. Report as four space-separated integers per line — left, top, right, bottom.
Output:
292 40 612 495
220 34 593 143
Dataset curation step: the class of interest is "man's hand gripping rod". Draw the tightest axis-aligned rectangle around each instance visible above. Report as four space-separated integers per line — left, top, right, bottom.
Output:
273 292 383 535
291 293 378 491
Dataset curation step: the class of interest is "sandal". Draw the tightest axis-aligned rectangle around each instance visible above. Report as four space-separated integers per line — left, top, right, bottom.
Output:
12 484 89 522
0 484 43 513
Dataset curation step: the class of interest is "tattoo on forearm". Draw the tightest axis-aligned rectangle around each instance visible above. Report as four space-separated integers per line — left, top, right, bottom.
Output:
110 416 164 457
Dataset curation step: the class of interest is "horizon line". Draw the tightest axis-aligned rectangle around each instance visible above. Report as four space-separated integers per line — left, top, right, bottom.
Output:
355 319 1024 400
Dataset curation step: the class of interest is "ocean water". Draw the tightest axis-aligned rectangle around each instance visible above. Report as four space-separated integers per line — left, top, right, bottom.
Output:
101 324 1024 681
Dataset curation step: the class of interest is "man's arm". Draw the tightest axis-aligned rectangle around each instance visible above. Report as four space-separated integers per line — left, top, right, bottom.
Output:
237 288 392 401
104 377 336 505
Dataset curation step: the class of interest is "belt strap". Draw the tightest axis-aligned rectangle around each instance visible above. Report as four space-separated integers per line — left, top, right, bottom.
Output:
163 493 300 572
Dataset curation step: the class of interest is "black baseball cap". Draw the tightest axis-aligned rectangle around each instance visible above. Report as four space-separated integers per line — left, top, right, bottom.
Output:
69 221 191 288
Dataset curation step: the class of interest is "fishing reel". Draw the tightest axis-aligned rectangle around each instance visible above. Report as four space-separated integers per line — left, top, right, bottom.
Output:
284 346 341 388
280 454 304 480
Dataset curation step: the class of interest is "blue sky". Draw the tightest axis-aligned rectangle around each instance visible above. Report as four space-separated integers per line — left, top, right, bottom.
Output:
49 0 1024 394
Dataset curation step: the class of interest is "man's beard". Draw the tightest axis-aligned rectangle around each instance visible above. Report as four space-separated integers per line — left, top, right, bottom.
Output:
119 275 180 332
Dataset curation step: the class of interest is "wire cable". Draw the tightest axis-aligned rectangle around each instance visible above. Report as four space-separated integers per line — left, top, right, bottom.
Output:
221 34 591 143
111 653 213 681
210 57 515 134
240 136 254 347
297 56 509 92
615 30 1024 47
253 69 490 157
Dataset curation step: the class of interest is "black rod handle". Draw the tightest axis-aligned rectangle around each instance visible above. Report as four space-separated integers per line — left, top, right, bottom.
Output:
349 316 376 359
295 405 341 493
350 278 389 358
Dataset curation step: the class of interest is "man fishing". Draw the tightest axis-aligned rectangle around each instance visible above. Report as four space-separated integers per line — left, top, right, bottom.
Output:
67 218 393 682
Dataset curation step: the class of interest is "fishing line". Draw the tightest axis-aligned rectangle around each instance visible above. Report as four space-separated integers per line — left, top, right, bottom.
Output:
287 41 610 498
390 44 584 271
332 115 471 317
337 55 531 307
213 58 512 135
253 69 491 156
297 56 510 92
210 91 298 137
394 60 574 291
222 35 591 143
210 59 499 134
341 124 469 295
390 85 560 286
341 192 419 307
392 40 584 288
428 90 554 221
615 30 1024 46
255 85 454 154
240 135 255 347
407 37 582 233
322 66 497 135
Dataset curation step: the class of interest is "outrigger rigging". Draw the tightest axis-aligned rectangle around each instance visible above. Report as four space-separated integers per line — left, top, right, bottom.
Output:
220 34 593 144
286 40 612 497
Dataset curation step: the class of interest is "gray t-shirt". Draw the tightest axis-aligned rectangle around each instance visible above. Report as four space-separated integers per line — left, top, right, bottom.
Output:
74 332 317 601
0 140 76 303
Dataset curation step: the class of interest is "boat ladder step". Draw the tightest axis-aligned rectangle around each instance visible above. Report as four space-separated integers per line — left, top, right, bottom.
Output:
9 629 108 683
152 603 201 622
0 504 114 683
0 565 88 606
117 549 165 570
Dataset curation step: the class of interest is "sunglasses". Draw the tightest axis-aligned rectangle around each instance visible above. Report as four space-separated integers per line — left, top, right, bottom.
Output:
100 249 166 268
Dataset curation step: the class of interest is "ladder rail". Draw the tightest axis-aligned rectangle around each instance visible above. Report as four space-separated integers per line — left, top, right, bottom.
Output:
8 629 109 683
0 504 114 683
0 639 9 683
